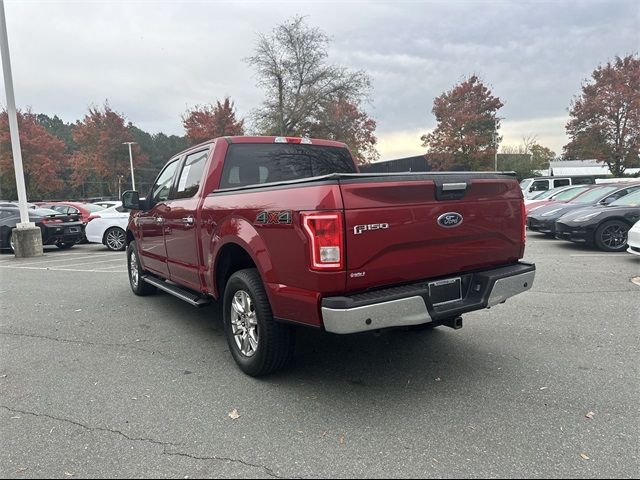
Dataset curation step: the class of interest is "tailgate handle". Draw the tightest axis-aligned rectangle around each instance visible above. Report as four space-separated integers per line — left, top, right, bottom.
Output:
442 183 467 191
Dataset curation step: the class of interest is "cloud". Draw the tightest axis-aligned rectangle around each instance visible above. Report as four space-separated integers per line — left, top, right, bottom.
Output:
0 0 637 149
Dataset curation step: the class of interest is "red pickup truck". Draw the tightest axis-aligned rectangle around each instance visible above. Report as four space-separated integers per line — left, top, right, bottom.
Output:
122 136 535 376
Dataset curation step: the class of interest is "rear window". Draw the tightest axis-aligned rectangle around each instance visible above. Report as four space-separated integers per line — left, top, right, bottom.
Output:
219 144 356 189
84 204 106 213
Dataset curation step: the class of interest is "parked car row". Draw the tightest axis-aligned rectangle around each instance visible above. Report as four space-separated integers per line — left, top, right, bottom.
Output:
0 200 130 252
526 183 640 253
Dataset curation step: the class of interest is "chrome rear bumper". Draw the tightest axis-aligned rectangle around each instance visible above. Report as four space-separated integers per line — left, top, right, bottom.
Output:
321 263 535 334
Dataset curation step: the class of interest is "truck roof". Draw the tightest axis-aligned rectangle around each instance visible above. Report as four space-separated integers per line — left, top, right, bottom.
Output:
182 136 348 155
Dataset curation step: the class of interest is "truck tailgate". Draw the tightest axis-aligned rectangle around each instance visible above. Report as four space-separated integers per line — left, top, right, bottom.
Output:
340 175 524 292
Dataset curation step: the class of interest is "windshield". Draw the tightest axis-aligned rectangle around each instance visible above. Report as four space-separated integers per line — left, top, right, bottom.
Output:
552 186 590 201
610 190 640 207
572 186 617 204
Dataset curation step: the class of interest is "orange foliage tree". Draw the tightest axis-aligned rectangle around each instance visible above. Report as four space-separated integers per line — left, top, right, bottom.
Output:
422 75 503 171
0 109 67 199
183 97 245 145
70 103 147 196
312 97 379 165
564 54 640 176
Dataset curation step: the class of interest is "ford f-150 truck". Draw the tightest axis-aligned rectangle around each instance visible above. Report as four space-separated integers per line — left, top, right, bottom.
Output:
122 136 535 376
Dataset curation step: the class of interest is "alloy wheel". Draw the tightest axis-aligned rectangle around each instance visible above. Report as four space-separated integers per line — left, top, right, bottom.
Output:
230 290 259 357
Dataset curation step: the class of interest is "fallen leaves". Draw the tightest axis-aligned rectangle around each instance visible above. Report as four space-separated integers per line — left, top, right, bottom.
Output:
580 453 590 460
585 411 595 420
338 435 345 445
228 409 240 420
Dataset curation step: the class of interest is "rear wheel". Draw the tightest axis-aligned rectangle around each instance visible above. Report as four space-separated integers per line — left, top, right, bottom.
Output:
223 268 295 377
104 227 126 251
56 242 75 249
127 240 157 296
594 220 629 252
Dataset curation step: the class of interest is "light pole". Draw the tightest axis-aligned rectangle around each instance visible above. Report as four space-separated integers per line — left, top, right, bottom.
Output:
123 142 136 191
1 0 42 256
493 117 504 171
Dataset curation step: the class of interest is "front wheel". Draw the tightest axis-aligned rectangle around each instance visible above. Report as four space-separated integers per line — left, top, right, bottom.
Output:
223 268 295 377
104 227 126 251
127 240 157 296
594 220 629 252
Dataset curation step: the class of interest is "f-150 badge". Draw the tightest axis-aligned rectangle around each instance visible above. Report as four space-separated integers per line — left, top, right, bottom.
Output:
255 211 292 225
353 223 389 235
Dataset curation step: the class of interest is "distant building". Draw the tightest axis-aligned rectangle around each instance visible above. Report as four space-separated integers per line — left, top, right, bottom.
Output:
547 159 640 177
359 155 430 173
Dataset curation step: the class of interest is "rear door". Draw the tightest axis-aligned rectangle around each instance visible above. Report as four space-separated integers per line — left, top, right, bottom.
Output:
340 175 524 292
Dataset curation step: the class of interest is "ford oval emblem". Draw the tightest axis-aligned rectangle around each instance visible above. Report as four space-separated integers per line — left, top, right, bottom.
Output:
437 212 463 228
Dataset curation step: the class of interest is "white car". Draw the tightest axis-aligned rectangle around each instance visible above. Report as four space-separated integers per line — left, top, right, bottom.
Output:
627 219 640 256
85 203 130 251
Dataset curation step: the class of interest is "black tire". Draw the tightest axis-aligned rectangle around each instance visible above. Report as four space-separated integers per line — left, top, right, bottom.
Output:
56 242 75 249
104 227 127 251
594 220 630 252
127 240 157 296
223 268 295 377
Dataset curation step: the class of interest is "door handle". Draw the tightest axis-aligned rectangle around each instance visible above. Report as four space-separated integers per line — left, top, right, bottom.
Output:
182 216 195 226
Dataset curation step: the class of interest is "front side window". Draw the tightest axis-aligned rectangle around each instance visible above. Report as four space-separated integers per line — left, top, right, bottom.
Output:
573 186 617 204
151 160 180 204
610 189 640 207
175 150 209 199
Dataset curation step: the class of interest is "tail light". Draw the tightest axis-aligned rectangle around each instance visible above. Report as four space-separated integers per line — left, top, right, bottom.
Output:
88 215 100 221
41 218 63 224
301 211 344 271
274 136 312 144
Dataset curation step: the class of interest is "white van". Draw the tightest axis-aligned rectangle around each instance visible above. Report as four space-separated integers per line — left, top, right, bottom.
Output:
520 176 596 199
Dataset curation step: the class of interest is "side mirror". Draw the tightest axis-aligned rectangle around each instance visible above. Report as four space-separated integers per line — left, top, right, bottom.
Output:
601 196 616 205
122 190 146 211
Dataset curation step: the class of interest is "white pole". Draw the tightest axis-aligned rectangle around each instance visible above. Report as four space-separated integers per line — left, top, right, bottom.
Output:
0 0 32 226
494 117 498 172
123 141 136 190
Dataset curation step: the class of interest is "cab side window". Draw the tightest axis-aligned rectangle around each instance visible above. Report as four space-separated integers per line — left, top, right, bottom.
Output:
531 180 549 192
553 179 570 188
175 150 209 199
150 160 180 205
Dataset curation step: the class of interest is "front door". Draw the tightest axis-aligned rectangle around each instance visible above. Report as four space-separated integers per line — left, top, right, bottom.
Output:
137 158 181 278
164 148 211 290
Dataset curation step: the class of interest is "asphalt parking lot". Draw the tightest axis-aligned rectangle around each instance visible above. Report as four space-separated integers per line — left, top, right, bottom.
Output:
1 238 638 478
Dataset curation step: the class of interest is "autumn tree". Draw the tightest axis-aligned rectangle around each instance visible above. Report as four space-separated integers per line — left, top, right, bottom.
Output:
564 54 639 176
183 97 245 145
310 97 379 165
70 103 148 196
246 16 371 137
36 114 76 153
422 75 503 171
0 109 67 199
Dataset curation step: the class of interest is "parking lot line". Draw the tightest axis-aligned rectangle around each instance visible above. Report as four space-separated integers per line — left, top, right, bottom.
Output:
0 253 120 266
0 264 126 273
60 258 125 268
569 253 630 257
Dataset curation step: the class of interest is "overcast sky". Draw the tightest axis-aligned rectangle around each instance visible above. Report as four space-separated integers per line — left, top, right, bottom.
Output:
1 0 638 160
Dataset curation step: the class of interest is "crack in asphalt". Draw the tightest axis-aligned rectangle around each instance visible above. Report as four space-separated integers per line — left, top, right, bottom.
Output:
162 448 283 478
0 406 179 448
1 406 284 478
0 331 169 357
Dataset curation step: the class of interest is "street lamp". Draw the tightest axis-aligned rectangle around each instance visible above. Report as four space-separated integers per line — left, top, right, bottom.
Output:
123 141 137 191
